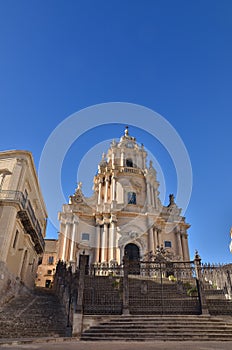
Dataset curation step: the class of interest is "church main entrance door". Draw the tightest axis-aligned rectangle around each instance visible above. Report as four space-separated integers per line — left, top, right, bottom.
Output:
124 243 140 274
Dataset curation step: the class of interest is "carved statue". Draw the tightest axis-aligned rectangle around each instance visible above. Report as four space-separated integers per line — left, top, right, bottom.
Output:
77 182 82 190
169 194 175 205
69 181 84 204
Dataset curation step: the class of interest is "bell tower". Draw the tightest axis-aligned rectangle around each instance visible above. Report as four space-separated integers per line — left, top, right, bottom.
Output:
93 126 161 212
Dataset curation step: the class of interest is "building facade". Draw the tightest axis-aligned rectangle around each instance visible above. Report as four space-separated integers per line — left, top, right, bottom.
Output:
0 150 47 303
58 127 190 268
36 239 58 288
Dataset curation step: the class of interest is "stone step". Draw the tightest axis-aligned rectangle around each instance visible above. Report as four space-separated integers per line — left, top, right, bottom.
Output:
84 328 232 334
107 317 226 323
81 331 232 341
103 318 230 325
81 315 232 341
106 314 222 319
102 321 231 327
95 322 232 328
0 287 67 339
82 329 232 335
81 335 232 341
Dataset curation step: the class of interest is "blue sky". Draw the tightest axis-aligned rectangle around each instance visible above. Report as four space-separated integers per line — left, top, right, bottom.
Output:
0 1 232 263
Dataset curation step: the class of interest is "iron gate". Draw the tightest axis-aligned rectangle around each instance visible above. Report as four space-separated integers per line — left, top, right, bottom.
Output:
83 263 123 314
127 260 201 315
82 260 201 315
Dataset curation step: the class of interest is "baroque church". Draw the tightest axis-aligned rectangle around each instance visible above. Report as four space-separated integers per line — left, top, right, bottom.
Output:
57 127 190 267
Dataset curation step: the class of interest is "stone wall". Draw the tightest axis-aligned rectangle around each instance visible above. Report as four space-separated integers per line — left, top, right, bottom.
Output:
0 262 30 307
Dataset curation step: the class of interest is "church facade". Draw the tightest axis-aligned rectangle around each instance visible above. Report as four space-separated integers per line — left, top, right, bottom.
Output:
58 127 190 267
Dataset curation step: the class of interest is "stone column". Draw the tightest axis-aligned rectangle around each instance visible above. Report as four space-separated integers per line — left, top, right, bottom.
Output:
12 158 26 191
137 152 142 169
94 225 101 263
135 154 138 168
72 255 87 337
146 180 151 206
226 270 232 299
62 223 71 261
154 188 157 209
104 177 109 203
120 150 125 167
153 227 158 250
101 223 108 262
176 231 183 259
148 227 154 253
0 207 18 263
69 223 76 262
181 234 190 261
112 176 116 201
157 229 161 247
0 174 4 189
141 147 146 169
111 151 115 168
98 180 102 205
150 185 155 207
0 173 7 190
122 255 130 315
108 222 116 261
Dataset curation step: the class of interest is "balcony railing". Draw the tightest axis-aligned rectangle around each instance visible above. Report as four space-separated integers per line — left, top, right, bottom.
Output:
114 165 144 175
0 189 26 205
0 189 45 253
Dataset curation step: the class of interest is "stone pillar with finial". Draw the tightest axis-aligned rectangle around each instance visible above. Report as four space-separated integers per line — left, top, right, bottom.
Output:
72 253 88 337
194 250 209 315
122 255 130 315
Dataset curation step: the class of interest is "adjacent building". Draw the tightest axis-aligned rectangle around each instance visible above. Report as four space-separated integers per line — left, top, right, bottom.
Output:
36 239 58 288
0 150 47 303
58 127 190 268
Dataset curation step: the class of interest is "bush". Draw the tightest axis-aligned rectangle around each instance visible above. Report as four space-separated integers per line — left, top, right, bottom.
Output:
187 286 198 297
168 275 177 282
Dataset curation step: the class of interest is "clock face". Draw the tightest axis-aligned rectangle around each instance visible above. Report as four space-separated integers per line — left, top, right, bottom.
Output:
73 194 83 203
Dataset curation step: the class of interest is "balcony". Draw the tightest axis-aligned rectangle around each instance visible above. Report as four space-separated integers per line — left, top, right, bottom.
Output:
0 190 45 254
114 165 144 175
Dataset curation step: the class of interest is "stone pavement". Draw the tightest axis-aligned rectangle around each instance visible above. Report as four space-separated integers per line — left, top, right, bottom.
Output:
1 340 232 350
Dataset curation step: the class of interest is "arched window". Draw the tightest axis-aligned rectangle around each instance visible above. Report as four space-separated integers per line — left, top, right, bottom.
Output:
126 159 133 167
124 243 140 274
128 192 136 204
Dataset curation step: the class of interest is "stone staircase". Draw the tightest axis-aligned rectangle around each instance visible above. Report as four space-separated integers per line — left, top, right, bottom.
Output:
128 278 200 315
81 315 232 341
84 276 123 315
0 287 68 339
204 283 232 315
207 299 232 315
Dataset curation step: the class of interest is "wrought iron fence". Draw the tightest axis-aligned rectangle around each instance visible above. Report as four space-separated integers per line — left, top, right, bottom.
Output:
54 257 232 320
125 260 200 315
82 260 201 315
84 262 123 314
